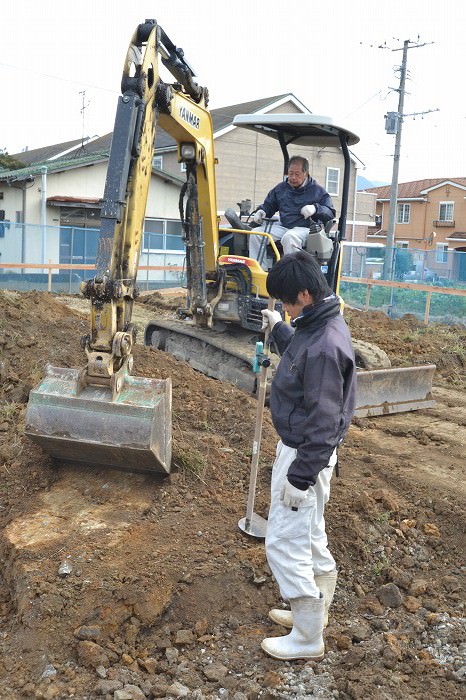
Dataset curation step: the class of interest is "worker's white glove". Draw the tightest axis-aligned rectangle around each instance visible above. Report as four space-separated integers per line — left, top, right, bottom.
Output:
253 209 266 225
301 204 317 219
280 479 309 509
261 308 282 331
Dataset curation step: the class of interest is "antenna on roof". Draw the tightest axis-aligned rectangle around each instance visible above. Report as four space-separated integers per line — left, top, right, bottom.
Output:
78 90 90 154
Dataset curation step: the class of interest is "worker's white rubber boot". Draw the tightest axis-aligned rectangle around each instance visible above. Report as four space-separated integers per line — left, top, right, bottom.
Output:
315 569 337 627
261 595 325 661
268 569 337 629
268 607 293 628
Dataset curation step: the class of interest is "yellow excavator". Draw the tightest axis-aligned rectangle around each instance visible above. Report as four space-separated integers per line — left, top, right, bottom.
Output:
25 20 435 473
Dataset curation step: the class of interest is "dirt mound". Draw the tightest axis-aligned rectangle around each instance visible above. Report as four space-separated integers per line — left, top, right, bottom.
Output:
138 291 187 314
346 308 466 389
0 291 464 700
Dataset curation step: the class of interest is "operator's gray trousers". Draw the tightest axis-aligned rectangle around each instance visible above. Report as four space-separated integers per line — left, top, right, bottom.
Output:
249 223 309 264
265 441 337 600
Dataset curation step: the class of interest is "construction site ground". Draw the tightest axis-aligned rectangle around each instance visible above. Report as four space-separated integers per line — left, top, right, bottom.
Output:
0 289 465 700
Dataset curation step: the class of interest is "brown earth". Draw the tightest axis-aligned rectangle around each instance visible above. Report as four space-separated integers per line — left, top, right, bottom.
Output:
0 289 465 700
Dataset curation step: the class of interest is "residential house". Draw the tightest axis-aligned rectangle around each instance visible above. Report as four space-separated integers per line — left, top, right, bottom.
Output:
0 139 184 275
363 178 466 282
0 93 373 280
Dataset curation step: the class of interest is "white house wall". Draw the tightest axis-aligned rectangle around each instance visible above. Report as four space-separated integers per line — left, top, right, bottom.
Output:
146 176 181 219
0 164 181 269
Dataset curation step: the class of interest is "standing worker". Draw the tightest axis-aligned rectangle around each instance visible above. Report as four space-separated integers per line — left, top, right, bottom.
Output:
260 250 356 661
249 156 335 266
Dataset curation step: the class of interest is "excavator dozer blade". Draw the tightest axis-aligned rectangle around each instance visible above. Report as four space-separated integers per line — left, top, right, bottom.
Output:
25 365 172 474
354 364 436 418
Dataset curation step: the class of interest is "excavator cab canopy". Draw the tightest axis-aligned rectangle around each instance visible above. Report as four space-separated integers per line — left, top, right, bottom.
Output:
232 113 359 149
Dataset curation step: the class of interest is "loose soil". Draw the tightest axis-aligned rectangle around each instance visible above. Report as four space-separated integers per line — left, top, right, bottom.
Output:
0 289 464 700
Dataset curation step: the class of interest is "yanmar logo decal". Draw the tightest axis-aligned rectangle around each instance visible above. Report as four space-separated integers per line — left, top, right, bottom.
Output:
219 256 256 268
179 106 200 129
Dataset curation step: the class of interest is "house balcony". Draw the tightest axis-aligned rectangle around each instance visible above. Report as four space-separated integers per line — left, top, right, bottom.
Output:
433 220 455 227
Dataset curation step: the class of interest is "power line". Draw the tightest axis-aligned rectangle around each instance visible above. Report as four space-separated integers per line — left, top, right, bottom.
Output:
0 60 119 94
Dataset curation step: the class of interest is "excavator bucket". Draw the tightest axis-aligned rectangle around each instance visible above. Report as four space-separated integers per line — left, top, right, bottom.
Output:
25 365 172 474
354 364 436 418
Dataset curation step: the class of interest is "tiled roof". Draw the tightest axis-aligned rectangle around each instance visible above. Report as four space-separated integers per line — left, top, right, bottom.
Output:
211 94 291 130
0 151 183 186
0 151 109 180
363 178 466 199
154 93 294 150
9 138 84 165
7 94 299 166
446 232 466 240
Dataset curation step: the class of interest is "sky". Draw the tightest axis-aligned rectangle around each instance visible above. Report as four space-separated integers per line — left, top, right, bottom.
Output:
1 0 465 184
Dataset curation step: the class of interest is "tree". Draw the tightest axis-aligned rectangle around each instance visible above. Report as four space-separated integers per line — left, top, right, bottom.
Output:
394 248 414 280
0 149 23 170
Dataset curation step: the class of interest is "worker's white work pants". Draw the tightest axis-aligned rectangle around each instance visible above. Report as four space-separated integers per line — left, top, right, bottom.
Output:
249 223 309 265
266 441 337 600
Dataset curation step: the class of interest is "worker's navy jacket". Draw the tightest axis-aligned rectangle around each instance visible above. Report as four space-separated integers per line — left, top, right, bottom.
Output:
269 296 356 489
259 177 336 229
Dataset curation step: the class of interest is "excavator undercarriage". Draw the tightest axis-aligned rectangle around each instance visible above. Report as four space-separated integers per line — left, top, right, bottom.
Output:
144 317 436 417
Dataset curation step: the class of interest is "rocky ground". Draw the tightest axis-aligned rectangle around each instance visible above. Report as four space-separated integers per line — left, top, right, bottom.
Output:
0 289 465 700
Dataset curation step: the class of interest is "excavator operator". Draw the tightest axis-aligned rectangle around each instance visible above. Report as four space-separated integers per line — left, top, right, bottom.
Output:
248 155 336 267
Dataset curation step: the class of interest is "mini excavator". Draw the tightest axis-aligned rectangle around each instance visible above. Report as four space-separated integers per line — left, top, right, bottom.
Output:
25 20 435 474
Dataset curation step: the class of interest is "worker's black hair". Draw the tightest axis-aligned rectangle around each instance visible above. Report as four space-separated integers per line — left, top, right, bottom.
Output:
266 250 332 305
288 155 309 174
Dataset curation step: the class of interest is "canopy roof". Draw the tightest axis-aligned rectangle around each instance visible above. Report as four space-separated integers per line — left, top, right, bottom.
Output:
232 113 359 147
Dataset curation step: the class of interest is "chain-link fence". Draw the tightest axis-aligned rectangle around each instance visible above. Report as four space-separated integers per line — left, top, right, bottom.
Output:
1 225 465 324
0 223 186 293
341 244 466 324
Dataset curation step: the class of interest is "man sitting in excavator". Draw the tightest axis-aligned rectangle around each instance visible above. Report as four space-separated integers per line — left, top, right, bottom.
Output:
248 155 336 267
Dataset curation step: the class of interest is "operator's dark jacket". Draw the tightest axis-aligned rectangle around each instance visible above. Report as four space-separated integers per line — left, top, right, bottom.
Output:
259 177 336 229
269 295 356 489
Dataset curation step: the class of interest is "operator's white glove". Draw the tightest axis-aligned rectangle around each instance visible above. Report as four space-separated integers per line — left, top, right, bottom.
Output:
301 204 317 219
253 209 266 225
261 308 282 331
280 479 309 508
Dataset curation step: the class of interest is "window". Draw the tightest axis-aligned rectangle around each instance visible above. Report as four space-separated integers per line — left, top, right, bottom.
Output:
397 203 410 224
143 218 164 250
143 218 184 251
439 201 454 221
152 155 163 170
396 241 409 248
166 220 184 250
436 243 448 263
326 167 340 196
59 207 101 266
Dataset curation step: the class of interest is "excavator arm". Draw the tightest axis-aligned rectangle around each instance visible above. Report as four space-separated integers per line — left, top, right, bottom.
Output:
80 20 219 387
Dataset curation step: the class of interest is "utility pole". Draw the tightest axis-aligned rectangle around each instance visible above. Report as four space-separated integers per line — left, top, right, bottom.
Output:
384 39 434 280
